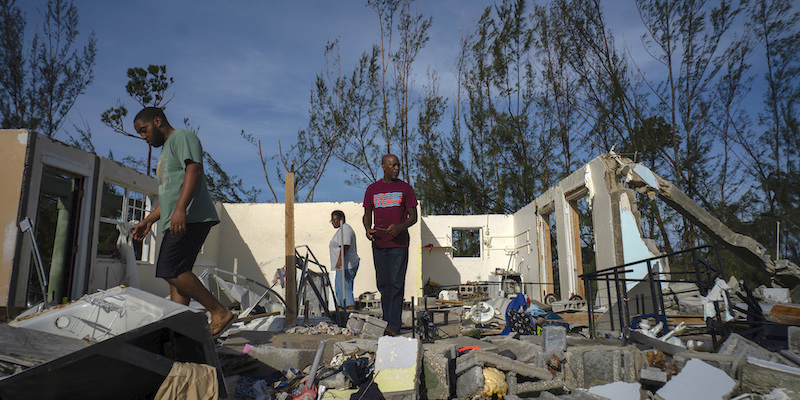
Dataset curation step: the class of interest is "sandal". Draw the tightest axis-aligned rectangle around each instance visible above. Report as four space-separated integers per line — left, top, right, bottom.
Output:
210 311 235 339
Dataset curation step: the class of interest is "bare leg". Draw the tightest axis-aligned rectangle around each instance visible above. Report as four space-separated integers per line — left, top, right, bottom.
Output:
170 285 190 306
165 272 233 334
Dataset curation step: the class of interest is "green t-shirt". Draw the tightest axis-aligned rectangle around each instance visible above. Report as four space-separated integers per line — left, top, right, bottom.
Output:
156 128 219 231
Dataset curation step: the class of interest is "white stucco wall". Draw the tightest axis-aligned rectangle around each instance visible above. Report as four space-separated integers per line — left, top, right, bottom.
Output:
420 215 515 287
512 201 542 301
204 201 422 308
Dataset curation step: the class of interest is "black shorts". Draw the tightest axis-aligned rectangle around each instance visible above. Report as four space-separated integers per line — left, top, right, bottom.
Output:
155 221 215 278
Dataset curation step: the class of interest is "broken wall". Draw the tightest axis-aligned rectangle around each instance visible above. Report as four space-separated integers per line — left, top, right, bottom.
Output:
420 214 515 287
1 130 158 309
0 130 29 307
205 202 424 305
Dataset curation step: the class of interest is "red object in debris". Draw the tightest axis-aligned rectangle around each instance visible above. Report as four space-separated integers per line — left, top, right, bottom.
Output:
292 385 317 400
458 345 481 354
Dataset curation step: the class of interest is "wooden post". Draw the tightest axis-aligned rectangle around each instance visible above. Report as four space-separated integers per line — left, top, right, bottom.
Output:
285 171 297 326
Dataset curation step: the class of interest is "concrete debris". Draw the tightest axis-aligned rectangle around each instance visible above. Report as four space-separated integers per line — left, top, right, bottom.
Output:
455 365 484 399
788 327 800 353
638 367 668 386
740 357 800 394
346 313 387 339
587 381 641 400
374 336 422 399
284 321 357 336
543 325 567 356
753 286 791 304
563 345 644 387
421 342 457 400
484 335 543 363
455 349 553 380
438 336 498 352
7 294 800 400
717 333 794 375
656 359 736 400
245 345 318 372
333 338 379 355
762 388 799 400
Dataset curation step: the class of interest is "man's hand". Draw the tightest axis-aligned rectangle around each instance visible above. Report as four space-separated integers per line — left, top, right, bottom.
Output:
386 224 405 237
366 227 376 241
171 208 187 237
132 220 152 241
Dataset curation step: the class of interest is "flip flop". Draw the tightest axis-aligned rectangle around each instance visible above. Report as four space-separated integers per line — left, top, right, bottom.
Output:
210 312 236 339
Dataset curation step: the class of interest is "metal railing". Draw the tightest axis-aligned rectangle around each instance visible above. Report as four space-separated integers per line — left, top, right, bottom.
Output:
580 245 726 345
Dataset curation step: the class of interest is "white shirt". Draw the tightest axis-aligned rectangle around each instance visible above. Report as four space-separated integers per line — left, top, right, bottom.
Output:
329 223 360 270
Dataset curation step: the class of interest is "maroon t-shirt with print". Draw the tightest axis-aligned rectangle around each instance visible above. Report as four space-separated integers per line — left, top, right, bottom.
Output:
363 179 418 248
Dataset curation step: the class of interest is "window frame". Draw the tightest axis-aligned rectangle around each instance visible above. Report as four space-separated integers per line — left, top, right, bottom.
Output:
451 227 482 258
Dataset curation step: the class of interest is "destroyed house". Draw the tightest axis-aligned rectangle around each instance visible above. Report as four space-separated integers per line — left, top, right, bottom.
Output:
3 128 795 316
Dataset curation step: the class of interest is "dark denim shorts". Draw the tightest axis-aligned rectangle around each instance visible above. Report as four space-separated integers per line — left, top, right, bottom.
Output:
155 221 215 278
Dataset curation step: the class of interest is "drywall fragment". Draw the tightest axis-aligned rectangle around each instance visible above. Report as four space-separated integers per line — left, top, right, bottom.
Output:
656 359 735 400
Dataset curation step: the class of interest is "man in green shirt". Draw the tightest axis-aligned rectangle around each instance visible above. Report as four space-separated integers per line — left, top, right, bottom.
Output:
131 107 234 338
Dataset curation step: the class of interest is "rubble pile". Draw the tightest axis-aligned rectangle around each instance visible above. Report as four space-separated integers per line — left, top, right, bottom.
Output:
3 286 800 399
219 314 800 400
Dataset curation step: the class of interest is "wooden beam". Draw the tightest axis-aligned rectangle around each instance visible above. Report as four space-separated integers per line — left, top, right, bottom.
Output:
285 171 297 326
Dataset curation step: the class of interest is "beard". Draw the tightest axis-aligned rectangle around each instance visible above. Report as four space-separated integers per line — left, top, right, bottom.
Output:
149 125 167 147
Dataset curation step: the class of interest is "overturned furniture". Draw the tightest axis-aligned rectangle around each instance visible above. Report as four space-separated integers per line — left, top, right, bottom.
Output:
1 286 226 399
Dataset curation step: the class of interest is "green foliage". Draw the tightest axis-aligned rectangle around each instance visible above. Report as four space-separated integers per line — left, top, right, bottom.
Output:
0 0 96 137
101 64 173 138
281 0 799 286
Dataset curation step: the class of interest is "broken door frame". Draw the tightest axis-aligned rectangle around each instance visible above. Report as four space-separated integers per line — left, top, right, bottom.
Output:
4 131 157 309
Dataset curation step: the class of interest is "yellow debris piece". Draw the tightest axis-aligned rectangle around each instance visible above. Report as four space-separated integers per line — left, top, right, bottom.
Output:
482 367 507 398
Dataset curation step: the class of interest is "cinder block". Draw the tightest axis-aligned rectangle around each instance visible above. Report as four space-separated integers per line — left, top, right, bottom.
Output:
455 366 484 399
565 345 643 388
346 315 365 332
374 336 422 399
485 336 542 363
543 326 567 355
583 349 620 386
347 313 388 339
505 371 517 395
421 343 457 400
638 367 667 386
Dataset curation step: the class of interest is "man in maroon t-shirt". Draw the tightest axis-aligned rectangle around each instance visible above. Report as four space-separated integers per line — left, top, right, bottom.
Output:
363 154 418 336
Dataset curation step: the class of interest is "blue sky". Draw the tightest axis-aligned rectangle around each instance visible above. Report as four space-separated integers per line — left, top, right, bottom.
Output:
17 1 743 203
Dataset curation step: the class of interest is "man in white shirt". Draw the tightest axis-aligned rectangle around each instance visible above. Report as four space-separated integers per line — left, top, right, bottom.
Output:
329 210 360 311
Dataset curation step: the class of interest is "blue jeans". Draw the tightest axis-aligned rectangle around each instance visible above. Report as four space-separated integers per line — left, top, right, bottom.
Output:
335 264 359 308
373 247 408 332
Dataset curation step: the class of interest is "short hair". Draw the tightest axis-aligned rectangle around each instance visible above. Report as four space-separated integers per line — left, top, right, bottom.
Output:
134 107 169 124
331 210 345 222
381 154 398 165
